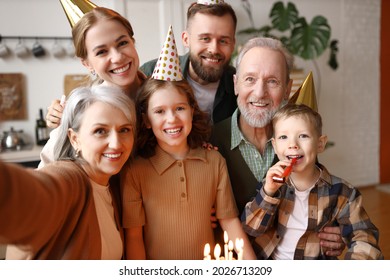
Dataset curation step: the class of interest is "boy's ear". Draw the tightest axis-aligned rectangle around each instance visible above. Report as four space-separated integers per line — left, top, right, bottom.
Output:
317 135 328 153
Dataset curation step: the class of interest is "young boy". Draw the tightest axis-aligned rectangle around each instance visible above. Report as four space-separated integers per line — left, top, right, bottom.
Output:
242 103 383 260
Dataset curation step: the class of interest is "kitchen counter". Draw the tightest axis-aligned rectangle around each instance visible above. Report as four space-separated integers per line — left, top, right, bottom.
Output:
0 145 42 163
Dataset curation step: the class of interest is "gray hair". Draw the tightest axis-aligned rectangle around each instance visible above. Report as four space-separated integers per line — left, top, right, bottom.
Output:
235 37 294 84
53 85 136 161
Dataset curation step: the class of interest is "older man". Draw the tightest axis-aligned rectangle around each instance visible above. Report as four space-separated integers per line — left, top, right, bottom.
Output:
211 37 345 257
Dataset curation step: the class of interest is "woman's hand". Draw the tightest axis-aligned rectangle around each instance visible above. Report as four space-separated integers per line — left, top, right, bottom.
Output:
45 98 65 128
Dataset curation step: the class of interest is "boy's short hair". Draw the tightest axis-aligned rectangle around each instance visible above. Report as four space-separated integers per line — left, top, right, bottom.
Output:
272 103 323 136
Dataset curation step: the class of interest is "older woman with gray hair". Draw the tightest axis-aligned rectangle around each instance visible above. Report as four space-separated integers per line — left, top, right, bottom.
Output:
0 85 136 259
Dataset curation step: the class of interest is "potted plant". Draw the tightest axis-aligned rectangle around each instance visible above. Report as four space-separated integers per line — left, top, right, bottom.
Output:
237 1 339 70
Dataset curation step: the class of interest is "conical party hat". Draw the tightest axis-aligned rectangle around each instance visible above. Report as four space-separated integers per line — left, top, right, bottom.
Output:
60 0 97 28
197 0 225 4
289 71 318 112
152 25 183 81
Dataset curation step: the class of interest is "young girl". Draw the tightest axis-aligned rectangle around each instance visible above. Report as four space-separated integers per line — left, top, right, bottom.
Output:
121 78 256 260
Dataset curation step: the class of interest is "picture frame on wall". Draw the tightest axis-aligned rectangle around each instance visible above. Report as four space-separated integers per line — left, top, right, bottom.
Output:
0 73 27 121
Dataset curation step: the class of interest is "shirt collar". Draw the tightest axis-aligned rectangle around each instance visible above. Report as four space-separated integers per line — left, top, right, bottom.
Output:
149 145 207 175
285 163 333 189
316 163 333 187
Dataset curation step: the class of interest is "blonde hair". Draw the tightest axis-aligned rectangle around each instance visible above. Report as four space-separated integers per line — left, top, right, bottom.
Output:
72 7 135 59
272 103 323 136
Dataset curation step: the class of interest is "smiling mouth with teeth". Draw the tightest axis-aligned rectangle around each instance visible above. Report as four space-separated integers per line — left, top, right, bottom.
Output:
104 153 121 159
250 102 269 107
165 128 182 134
111 63 130 74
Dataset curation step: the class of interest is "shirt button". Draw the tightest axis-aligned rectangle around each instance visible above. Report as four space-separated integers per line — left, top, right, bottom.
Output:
181 192 186 198
178 162 182 167
180 177 185 182
254 153 259 158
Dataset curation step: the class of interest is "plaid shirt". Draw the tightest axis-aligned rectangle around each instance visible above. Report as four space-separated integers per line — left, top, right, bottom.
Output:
230 109 275 182
242 164 383 260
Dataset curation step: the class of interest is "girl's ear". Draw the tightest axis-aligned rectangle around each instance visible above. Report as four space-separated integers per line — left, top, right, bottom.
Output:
317 135 328 153
142 113 152 129
68 128 79 150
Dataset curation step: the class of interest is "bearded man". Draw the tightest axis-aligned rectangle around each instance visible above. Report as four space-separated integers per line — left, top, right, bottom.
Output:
141 1 237 124
210 37 346 258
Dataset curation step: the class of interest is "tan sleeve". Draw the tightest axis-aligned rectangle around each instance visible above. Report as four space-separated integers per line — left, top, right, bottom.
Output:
214 155 239 219
121 163 145 228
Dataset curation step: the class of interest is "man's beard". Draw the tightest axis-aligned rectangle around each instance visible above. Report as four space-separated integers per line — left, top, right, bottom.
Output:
238 99 286 128
189 51 228 83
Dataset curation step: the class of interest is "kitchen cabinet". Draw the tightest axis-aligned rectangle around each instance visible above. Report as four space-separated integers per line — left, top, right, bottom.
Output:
0 145 42 168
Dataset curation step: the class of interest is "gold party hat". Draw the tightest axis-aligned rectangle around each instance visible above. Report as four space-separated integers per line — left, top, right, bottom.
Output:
289 71 318 112
152 25 184 81
197 0 225 4
59 0 97 28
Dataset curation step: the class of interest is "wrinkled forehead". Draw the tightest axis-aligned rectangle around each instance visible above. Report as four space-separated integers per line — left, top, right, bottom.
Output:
238 47 288 79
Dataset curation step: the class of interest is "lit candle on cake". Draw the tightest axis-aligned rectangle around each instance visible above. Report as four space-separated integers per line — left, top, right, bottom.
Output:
203 243 211 260
214 244 221 260
235 238 244 260
228 240 234 260
224 231 229 259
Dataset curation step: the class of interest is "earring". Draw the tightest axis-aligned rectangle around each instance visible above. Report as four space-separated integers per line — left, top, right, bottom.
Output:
75 149 80 158
90 70 96 77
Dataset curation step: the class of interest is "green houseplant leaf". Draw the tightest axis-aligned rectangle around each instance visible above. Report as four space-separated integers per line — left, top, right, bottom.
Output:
237 25 273 37
270 1 299 32
289 16 331 60
235 1 338 69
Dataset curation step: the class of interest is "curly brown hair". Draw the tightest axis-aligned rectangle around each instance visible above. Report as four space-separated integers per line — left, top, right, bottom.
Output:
135 78 211 158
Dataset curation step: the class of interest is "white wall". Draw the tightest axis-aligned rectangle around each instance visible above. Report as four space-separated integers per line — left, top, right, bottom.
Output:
0 0 381 187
